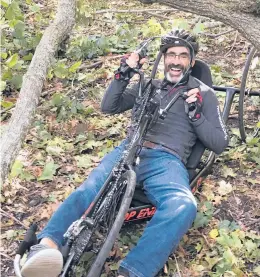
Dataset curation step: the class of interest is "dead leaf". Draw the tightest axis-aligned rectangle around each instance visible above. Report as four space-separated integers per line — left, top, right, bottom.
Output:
217 180 233 196
39 201 61 220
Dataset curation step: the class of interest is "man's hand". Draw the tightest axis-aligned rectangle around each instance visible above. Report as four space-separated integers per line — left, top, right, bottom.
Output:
184 88 203 121
114 52 147 81
126 52 147 68
185 88 201 103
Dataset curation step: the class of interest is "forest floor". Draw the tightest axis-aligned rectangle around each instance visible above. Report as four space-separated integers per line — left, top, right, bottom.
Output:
1 1 260 276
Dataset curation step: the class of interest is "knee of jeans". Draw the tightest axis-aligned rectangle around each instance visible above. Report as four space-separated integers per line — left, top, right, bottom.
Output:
77 178 97 193
182 196 197 216
163 196 197 218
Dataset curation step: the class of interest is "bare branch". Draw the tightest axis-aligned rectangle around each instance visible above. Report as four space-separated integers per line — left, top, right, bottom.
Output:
95 8 177 14
157 0 260 50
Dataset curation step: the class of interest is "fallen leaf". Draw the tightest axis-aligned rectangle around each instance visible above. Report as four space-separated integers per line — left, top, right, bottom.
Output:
217 180 233 196
209 229 219 239
222 166 237 178
38 161 59 181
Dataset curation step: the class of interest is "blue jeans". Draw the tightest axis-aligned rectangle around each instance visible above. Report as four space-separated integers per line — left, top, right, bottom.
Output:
38 140 197 277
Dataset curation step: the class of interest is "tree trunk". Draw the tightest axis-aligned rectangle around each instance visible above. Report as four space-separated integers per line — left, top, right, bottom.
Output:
0 0 76 185
155 0 260 51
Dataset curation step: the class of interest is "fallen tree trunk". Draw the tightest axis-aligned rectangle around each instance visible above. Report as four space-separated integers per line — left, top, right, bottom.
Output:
0 0 76 185
153 0 260 51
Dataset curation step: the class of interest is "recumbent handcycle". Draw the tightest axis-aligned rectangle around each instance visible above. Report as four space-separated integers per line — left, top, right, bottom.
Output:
14 38 260 277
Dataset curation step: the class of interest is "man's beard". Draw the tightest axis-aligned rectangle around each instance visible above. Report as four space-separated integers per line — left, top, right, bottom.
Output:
165 64 186 84
165 72 184 83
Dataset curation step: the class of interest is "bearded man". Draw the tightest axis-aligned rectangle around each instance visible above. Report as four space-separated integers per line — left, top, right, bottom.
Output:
21 29 229 277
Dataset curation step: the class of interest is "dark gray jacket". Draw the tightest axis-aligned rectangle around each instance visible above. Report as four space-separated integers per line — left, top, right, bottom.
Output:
101 76 229 164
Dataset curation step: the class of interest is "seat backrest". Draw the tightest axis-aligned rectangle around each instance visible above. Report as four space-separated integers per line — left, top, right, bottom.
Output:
191 59 213 88
187 60 213 180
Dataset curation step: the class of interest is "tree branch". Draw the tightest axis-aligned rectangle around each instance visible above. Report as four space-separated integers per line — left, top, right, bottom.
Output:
95 8 177 14
157 0 260 50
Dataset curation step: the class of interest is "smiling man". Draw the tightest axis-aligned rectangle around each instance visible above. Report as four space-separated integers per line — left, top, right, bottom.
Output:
164 46 193 83
20 29 229 277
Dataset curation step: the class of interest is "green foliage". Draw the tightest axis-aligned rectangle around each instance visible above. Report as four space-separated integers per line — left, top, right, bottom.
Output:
66 23 139 61
67 35 111 59
193 201 214 228
38 160 59 181
142 18 164 37
1 0 45 92
211 229 260 276
50 92 85 121
10 159 34 181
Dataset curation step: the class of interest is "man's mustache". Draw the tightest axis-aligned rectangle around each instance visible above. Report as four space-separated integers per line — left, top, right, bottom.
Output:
167 64 184 71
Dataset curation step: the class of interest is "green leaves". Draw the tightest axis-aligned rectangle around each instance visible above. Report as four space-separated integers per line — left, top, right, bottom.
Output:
0 80 7 92
5 0 23 20
223 248 238 265
192 20 205 35
1 100 14 109
142 18 164 37
1 0 11 8
10 159 34 181
193 201 214 228
13 20 25 39
51 94 85 121
38 161 59 181
5 53 19 68
10 160 23 178
69 61 82 73
222 166 237 178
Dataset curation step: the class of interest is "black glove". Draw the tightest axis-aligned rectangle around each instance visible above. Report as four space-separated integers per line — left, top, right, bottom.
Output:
114 55 136 81
184 91 203 121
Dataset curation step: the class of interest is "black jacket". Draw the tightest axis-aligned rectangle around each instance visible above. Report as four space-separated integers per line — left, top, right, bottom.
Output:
101 76 229 164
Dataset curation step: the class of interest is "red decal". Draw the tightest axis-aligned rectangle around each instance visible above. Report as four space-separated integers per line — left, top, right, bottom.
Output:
83 202 94 218
125 211 137 221
197 92 203 103
137 207 156 219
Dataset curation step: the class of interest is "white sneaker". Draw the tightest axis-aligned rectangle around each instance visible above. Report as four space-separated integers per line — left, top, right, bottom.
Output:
21 244 63 277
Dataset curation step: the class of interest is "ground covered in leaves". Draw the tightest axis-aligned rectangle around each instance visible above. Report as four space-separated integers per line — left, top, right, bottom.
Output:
1 0 260 276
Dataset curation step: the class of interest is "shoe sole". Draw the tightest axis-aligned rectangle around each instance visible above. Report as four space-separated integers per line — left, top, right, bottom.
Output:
21 248 63 277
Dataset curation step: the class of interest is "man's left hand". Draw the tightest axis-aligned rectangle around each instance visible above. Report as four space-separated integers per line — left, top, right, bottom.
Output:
184 88 203 121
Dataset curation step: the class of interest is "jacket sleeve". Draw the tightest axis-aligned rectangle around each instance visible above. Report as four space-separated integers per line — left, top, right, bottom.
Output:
190 89 229 154
101 79 139 114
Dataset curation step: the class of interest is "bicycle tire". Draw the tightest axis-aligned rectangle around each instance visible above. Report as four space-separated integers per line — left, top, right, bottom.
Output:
238 46 257 141
86 169 136 277
65 169 136 277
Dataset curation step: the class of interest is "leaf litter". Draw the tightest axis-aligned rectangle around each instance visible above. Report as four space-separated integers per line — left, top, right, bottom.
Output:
1 0 260 276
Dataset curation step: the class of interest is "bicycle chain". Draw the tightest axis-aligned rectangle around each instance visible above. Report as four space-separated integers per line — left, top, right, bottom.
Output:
71 227 93 264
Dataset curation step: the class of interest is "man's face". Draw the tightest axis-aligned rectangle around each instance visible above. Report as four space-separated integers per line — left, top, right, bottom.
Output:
164 46 192 83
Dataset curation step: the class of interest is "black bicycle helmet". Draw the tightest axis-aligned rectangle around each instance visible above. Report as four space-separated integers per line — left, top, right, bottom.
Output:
160 29 199 59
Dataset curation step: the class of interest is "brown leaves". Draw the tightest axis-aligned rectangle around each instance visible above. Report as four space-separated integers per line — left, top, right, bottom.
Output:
39 201 61 221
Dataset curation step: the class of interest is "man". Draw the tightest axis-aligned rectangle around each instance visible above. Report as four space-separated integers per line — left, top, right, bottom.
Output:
21 29 229 277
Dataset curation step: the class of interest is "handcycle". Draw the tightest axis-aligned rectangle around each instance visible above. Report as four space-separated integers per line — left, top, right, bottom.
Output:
14 38 260 277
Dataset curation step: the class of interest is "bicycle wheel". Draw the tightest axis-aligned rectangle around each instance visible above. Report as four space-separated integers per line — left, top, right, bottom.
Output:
64 169 136 277
239 46 260 141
